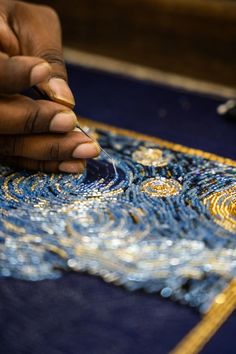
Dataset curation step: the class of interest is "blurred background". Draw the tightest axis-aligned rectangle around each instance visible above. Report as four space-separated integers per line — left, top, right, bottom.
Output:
27 0 236 88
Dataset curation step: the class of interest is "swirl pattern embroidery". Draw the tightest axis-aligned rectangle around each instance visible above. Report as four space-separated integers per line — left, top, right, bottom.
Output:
0 127 236 313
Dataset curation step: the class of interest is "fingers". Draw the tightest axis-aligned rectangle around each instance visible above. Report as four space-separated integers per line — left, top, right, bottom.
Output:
14 2 75 108
0 96 101 173
0 131 100 161
0 0 19 55
0 156 87 174
0 55 51 94
0 1 99 174
0 96 78 134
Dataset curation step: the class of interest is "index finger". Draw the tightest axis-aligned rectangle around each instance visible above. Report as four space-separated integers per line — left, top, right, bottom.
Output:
13 2 75 108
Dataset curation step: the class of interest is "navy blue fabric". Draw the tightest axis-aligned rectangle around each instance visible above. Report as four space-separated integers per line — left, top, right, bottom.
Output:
0 274 199 354
0 63 235 354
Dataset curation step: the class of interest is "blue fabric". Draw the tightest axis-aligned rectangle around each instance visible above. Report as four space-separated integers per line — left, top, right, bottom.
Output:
202 311 236 354
0 274 199 354
0 63 235 354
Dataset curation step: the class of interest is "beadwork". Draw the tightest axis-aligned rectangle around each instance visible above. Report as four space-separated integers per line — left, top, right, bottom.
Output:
203 185 236 233
132 147 169 167
141 177 182 197
0 126 236 313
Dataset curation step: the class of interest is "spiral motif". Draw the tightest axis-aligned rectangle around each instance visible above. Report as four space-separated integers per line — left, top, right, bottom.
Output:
67 203 151 249
132 147 169 167
141 177 182 197
0 157 130 210
203 185 236 233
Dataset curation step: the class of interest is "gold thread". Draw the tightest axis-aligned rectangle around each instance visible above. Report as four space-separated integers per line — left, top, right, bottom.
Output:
170 279 236 354
80 118 236 168
44 244 68 259
2 220 25 234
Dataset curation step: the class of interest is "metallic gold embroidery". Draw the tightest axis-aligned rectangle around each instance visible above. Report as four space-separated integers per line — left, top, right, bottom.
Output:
203 185 236 233
2 220 26 234
132 147 169 167
141 177 182 197
0 118 235 354
0 119 236 318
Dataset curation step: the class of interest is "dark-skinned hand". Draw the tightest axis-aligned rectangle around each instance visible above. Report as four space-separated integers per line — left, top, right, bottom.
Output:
0 0 100 173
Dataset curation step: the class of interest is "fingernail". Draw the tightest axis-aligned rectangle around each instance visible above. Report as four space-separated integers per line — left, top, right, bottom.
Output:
48 78 75 108
72 142 101 159
59 161 85 173
30 62 51 85
50 111 77 132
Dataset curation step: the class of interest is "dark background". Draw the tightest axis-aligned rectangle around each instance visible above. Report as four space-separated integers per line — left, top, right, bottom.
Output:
28 0 236 88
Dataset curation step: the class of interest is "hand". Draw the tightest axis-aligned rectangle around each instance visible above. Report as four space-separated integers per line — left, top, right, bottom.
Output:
0 0 100 173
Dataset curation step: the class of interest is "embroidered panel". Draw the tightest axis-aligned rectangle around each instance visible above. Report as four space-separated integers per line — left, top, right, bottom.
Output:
0 124 236 313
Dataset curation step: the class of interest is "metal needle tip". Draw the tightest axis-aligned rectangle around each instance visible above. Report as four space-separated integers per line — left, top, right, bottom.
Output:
76 124 118 175
31 88 118 173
